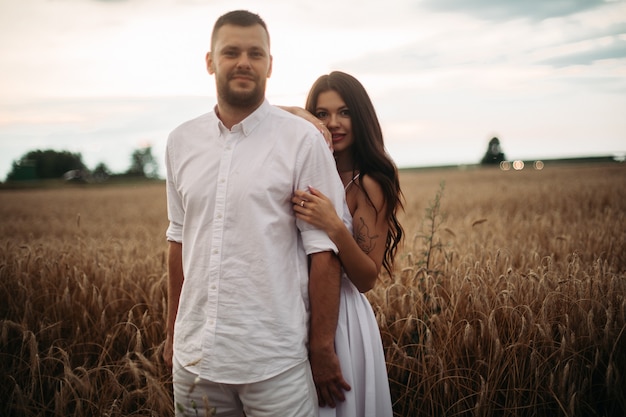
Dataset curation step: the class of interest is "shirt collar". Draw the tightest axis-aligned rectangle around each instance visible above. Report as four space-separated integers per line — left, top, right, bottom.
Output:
214 99 270 137
239 99 270 136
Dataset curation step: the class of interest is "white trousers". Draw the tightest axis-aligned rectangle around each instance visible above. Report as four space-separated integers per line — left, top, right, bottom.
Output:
173 357 319 417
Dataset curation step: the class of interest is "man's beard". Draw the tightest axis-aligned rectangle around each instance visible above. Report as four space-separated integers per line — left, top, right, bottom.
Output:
217 73 265 109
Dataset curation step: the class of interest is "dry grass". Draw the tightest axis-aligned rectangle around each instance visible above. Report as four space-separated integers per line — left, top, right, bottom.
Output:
1 184 171 416
1 164 625 416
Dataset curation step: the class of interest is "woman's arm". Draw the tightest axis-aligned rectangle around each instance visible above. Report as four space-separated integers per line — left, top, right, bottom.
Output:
293 176 388 292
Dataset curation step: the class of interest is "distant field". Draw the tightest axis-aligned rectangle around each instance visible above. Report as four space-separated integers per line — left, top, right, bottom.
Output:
1 163 625 416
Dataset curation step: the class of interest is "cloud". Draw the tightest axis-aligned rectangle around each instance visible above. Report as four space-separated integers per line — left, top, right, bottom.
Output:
559 21 626 51
540 37 626 66
0 96 213 179
332 1 626 84
0 0 623 178
421 0 609 21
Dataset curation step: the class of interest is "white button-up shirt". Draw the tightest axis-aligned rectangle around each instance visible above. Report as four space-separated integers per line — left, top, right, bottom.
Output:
165 99 346 384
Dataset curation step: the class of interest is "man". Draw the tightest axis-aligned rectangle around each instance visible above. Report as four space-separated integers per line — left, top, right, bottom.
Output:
163 10 350 417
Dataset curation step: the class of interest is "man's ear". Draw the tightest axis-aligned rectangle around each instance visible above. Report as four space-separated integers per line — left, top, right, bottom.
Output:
206 51 214 75
267 54 273 78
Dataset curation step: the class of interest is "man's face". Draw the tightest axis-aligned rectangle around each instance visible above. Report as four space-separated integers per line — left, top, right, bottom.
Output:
207 24 273 110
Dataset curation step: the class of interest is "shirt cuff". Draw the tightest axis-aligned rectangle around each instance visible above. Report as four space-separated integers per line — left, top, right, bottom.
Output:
166 221 183 242
301 229 338 255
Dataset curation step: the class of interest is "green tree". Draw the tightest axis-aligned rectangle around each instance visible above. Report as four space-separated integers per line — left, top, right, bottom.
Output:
93 162 111 182
126 146 159 179
481 137 506 165
6 149 86 181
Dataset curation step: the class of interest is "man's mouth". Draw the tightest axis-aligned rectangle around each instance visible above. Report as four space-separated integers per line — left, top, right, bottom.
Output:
231 73 254 81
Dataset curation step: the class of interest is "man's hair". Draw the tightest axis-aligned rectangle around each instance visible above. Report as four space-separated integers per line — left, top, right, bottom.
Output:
211 10 270 50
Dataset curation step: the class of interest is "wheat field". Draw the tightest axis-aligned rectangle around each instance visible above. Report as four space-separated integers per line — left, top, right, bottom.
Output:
1 163 625 416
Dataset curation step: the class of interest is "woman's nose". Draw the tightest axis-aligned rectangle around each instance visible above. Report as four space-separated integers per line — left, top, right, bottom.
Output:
327 114 340 127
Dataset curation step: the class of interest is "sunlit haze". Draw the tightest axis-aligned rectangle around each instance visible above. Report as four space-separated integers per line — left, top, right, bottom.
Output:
1 0 625 179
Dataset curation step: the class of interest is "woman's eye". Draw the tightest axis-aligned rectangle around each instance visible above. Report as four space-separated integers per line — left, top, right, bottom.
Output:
315 112 328 119
340 109 351 117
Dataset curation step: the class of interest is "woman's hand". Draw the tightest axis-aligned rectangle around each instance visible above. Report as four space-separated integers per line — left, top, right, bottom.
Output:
292 186 343 233
278 106 333 151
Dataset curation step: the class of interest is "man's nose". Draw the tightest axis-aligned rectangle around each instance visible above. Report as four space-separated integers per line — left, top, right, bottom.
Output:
236 53 252 69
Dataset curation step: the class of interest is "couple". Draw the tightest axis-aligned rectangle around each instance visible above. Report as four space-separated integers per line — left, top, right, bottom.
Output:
163 10 403 417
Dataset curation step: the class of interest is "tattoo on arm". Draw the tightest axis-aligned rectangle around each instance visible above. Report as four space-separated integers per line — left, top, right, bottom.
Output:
355 217 378 254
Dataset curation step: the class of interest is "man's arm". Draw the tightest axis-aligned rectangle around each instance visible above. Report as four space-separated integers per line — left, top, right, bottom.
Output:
163 240 183 369
308 250 351 407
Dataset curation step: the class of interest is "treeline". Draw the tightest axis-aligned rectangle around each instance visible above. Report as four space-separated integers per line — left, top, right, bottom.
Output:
4 147 160 183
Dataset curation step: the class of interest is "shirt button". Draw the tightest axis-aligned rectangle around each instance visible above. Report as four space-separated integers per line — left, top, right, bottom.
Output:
213 249 218 254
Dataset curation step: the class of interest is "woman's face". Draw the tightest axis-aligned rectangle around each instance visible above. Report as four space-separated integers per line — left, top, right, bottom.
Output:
314 90 354 154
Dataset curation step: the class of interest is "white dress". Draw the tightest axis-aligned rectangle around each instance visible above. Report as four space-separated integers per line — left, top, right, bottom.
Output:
319 275 393 417
320 174 393 417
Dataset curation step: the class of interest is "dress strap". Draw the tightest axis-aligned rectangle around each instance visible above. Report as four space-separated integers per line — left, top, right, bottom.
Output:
344 173 360 191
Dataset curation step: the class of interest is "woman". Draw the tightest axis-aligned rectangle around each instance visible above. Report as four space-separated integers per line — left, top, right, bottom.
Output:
288 71 404 417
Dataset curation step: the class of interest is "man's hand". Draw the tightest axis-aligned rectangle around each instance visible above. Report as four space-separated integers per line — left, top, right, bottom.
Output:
164 241 183 371
308 246 346 406
163 335 174 369
310 346 351 407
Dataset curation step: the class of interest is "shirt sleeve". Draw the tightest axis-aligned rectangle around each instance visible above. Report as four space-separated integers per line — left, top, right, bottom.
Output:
165 135 184 243
295 129 347 255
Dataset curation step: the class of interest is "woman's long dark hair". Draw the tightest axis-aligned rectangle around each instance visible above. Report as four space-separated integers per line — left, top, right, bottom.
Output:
306 71 404 276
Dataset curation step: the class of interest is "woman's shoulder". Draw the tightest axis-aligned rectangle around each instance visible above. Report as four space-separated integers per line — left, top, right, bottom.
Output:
356 174 386 210
358 173 385 193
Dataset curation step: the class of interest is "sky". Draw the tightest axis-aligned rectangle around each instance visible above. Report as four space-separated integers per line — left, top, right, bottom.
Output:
1 0 625 180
